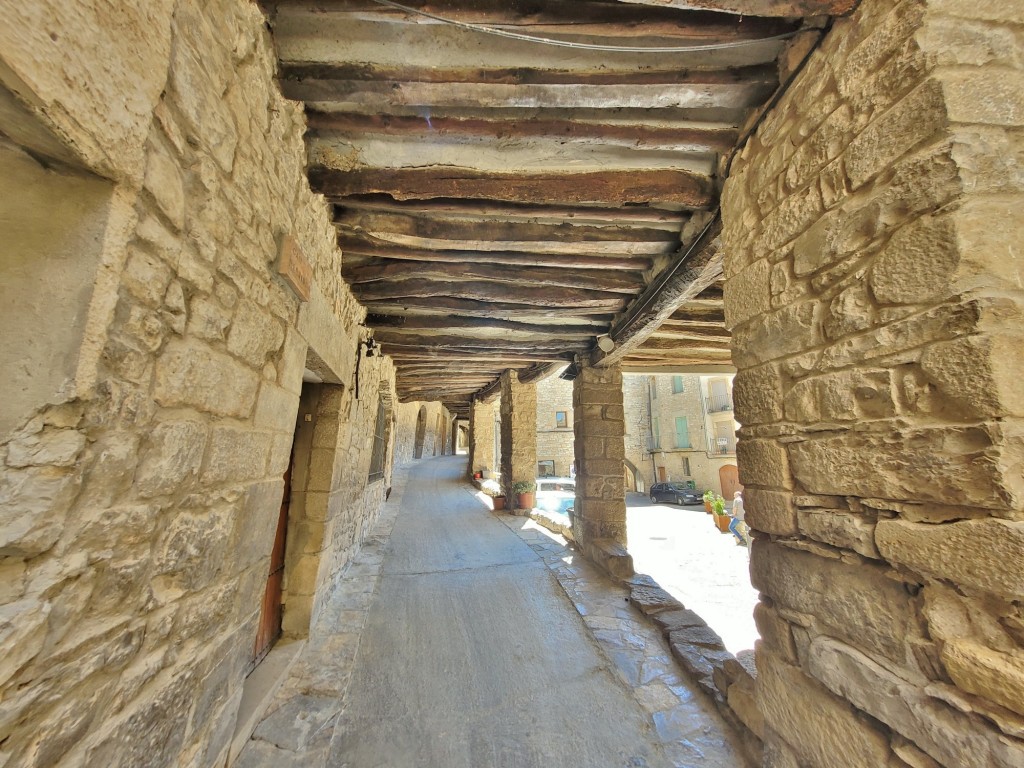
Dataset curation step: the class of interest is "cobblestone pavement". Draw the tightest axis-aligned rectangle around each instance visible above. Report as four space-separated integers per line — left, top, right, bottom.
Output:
625 495 759 655
235 456 749 767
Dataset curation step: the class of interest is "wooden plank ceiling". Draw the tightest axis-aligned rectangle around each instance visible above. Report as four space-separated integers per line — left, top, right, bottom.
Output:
260 0 850 416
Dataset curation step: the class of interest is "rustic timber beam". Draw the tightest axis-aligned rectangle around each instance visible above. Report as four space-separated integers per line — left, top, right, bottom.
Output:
352 280 628 310
265 1 796 40
378 333 593 352
309 113 738 155
336 210 678 246
340 231 673 257
362 298 617 318
341 243 653 272
609 0 858 17
366 314 605 338
591 217 724 368
334 195 689 227
311 168 714 208
343 262 643 295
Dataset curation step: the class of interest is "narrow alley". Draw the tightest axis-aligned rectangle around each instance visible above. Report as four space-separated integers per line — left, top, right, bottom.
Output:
238 455 748 768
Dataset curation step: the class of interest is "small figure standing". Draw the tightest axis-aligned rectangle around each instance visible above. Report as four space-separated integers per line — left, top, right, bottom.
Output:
729 491 748 546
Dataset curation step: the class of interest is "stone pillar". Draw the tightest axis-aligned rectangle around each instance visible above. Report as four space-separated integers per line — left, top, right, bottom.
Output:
572 364 628 552
499 370 536 511
467 398 495 481
721 1 1024 766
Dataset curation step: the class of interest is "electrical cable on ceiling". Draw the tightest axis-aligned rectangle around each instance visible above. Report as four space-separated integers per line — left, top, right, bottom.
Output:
368 0 798 53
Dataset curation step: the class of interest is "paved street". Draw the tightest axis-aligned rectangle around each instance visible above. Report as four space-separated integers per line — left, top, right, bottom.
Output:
626 494 759 655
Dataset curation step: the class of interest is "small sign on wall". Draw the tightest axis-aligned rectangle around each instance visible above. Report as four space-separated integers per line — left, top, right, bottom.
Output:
277 235 312 302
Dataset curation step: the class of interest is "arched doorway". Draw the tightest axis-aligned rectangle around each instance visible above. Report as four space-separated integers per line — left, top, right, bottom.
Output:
624 458 643 493
413 405 427 459
719 464 741 499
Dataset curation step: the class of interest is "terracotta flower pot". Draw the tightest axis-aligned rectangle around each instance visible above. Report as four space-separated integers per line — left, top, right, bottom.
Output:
704 500 713 514
516 492 535 510
714 514 732 533
493 496 507 511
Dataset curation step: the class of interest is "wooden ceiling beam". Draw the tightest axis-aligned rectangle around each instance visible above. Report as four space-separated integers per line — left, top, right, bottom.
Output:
352 280 628 310
265 1 795 40
341 243 653 272
285 77 774 112
376 331 593 350
335 195 688 227
608 0 857 18
366 314 604 338
312 167 714 207
336 210 678 246
309 113 738 155
592 218 724 368
362 298 616 318
340 232 673 257
344 262 643 295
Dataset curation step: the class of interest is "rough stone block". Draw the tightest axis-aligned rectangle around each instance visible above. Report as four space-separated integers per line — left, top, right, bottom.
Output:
876 518 1024 601
806 635 1022 768
744 489 798 535
253 383 299 433
724 258 772 329
154 339 259 418
751 541 925 666
5 428 85 468
788 425 1012 508
143 137 185 230
845 78 947 190
798 508 880 559
736 440 792 490
227 299 285 368
938 68 1024 127
732 365 783 426
731 301 821 369
584 538 633 580
136 420 206 498
201 427 271 485
728 683 765 740
652 608 706 636
757 649 891 768
942 639 1024 718
0 464 80 557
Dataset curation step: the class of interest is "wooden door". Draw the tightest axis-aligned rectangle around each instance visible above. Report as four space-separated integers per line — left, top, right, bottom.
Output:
253 467 290 668
719 464 742 499
658 466 667 482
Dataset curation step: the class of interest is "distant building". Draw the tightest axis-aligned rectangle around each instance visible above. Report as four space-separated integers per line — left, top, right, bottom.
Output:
626 373 742 499
535 371 574 477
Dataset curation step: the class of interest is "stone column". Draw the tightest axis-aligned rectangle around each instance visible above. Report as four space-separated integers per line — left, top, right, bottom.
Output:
499 370 536 511
467 398 495 481
720 0 1024 765
572 363 628 551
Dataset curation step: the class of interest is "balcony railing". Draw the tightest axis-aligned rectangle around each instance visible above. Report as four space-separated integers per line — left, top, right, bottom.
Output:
705 392 733 413
709 436 736 455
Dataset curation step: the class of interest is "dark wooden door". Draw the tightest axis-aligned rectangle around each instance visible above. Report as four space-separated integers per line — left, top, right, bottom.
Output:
253 467 290 668
720 464 742 499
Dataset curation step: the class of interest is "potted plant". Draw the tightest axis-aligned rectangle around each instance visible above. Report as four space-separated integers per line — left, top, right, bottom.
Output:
711 494 731 532
703 489 716 514
512 480 536 510
492 494 507 511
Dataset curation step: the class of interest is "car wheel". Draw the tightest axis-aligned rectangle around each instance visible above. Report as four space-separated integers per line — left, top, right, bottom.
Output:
675 496 683 505
650 494 657 502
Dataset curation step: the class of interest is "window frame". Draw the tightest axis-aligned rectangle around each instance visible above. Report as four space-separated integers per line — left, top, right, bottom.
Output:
368 395 388 482
555 410 568 429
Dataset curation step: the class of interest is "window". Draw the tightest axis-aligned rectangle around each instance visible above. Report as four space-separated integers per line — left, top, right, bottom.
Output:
650 377 658 399
674 416 690 449
555 411 568 429
368 396 388 481
672 375 684 394
538 460 555 477
681 457 691 476
652 417 661 449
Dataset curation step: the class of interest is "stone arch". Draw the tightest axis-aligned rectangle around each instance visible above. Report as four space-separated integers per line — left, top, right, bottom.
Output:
623 458 643 494
413 405 428 459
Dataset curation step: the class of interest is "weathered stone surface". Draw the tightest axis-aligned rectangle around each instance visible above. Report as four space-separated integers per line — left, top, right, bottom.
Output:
744 489 798 535
757 650 891 768
806 635 1024 768
751 541 925 667
941 639 1024 718
798 508 880 558
629 583 682 616
227 300 286 368
652 608 707 636
154 339 260 418
788 426 1012 508
135 421 206 498
876 519 1024 601
732 364 783 426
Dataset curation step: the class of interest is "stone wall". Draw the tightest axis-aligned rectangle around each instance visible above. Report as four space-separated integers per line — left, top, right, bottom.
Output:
0 2 436 766
393 401 452 468
722 0 1024 765
623 374 654 492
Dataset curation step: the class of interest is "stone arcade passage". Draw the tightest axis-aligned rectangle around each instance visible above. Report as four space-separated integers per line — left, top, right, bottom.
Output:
0 1 1021 767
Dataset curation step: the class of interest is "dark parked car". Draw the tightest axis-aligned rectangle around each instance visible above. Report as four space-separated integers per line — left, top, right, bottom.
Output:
649 482 703 506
